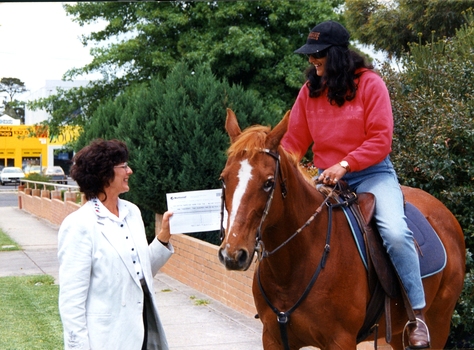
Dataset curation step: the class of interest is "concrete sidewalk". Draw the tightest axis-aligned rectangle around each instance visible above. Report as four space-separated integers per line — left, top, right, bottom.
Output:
0 206 264 350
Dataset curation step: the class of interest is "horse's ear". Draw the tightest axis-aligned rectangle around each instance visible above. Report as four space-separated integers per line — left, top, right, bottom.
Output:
266 110 290 151
225 108 241 144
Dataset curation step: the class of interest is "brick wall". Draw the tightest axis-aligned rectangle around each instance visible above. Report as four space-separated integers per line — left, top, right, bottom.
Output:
160 234 257 317
18 189 82 226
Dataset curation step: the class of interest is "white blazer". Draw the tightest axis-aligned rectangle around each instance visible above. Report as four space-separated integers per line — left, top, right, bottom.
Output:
58 199 173 350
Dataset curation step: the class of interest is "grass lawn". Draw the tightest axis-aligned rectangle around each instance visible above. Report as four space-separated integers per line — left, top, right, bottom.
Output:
0 228 20 251
0 275 63 349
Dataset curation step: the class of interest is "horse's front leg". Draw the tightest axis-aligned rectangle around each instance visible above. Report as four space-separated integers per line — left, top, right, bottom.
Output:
325 338 358 350
262 323 305 350
261 324 286 350
261 321 358 350
317 329 358 350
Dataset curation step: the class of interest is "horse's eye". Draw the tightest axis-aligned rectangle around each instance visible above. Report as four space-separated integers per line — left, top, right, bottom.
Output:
263 179 274 192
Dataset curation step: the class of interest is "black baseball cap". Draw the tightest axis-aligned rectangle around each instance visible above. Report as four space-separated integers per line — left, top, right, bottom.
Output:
294 21 350 55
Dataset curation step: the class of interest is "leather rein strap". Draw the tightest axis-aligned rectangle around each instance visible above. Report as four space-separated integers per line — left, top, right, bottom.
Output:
257 192 349 350
220 150 350 350
251 151 348 350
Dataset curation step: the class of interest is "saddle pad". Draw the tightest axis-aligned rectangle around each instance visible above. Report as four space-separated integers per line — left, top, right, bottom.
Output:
342 202 447 278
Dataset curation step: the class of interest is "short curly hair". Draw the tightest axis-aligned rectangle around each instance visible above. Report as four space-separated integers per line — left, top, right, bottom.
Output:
70 139 129 200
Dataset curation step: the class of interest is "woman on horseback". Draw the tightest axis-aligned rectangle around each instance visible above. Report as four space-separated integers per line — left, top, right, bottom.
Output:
281 20 430 349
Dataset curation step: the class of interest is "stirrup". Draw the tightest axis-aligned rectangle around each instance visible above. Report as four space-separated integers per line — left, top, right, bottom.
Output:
402 317 431 349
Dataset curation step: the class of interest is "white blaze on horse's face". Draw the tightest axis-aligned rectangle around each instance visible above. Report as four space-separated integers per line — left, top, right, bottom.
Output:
228 159 253 237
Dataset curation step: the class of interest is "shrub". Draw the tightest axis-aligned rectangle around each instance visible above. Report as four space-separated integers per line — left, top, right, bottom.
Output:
381 10 474 347
77 62 278 243
24 173 55 191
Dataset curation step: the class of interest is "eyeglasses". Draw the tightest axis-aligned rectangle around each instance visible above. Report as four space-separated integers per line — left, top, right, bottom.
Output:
307 50 327 59
114 162 130 170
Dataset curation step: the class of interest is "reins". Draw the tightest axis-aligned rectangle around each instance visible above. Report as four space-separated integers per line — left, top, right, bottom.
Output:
256 182 337 260
257 181 349 350
220 148 353 350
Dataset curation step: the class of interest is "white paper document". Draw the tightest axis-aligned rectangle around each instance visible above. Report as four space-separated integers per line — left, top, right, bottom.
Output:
166 189 227 234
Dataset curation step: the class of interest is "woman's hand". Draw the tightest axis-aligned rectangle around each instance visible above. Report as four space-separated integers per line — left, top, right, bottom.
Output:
317 163 347 185
156 211 173 244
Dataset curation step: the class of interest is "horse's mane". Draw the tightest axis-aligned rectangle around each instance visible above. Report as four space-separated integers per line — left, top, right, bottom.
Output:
227 125 271 159
227 124 315 185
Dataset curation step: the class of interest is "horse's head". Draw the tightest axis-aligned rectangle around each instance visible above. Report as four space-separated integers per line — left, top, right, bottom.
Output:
218 109 290 271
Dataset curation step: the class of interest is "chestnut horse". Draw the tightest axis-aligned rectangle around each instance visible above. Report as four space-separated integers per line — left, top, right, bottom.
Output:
218 109 465 350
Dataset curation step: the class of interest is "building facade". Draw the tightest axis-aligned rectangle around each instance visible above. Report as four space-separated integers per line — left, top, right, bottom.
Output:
0 124 76 173
0 80 87 173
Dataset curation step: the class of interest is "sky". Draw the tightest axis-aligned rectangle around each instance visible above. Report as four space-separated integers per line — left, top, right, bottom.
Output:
0 2 102 100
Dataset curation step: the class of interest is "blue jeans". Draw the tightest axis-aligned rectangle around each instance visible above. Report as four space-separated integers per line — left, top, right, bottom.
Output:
326 156 426 309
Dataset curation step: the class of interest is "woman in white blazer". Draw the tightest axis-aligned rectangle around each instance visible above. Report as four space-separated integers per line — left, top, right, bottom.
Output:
58 139 173 350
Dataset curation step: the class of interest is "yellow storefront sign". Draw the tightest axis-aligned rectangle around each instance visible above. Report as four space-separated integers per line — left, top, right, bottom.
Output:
0 125 78 169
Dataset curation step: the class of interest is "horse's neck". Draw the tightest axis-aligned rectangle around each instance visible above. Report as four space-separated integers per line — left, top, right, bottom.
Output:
283 162 324 229
263 163 327 280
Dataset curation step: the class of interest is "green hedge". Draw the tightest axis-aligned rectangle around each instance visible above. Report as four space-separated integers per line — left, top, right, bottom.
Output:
381 10 474 348
77 62 277 244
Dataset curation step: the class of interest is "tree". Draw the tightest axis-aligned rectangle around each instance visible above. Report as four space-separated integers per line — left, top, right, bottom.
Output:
28 85 97 137
0 78 27 122
0 77 27 101
77 62 278 241
29 0 344 137
344 0 473 58
380 10 474 347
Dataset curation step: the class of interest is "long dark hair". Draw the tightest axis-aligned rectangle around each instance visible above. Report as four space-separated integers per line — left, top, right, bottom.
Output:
305 46 374 107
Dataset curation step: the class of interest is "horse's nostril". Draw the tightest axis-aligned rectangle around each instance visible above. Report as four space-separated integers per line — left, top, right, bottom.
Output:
218 247 251 270
236 249 248 266
218 248 226 264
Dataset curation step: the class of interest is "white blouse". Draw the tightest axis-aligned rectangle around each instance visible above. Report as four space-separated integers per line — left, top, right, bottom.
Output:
92 198 144 280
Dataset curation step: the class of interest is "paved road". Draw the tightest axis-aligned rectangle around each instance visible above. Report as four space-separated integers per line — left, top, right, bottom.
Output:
0 178 78 207
0 183 21 191
0 191 18 207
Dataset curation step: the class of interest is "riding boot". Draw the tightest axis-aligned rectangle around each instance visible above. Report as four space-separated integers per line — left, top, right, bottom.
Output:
407 309 430 349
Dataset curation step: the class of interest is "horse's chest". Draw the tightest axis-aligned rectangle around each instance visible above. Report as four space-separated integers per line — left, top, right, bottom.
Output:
272 285 303 307
275 289 291 302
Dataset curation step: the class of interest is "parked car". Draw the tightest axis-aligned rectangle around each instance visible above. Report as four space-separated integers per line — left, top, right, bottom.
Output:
0 167 25 185
42 166 67 184
25 165 42 175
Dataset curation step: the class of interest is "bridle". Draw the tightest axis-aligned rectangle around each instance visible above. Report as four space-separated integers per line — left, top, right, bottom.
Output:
219 147 340 260
219 148 287 247
219 148 350 350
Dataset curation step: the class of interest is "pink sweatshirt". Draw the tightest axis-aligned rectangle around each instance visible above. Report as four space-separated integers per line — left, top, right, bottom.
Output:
281 69 393 172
